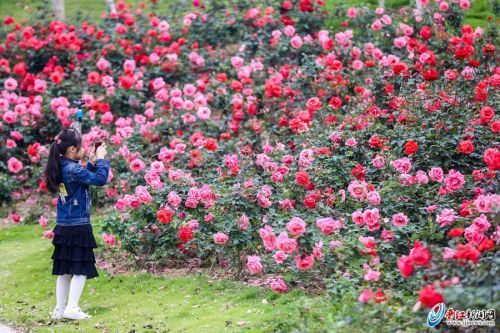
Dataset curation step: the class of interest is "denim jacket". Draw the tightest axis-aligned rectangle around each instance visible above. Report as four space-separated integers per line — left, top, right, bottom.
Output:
56 156 110 226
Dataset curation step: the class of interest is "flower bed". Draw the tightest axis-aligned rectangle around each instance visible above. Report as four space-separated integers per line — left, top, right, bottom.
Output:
0 0 498 324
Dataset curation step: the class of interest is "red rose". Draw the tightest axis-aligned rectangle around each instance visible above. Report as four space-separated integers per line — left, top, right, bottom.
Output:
303 195 317 209
306 97 321 111
27 142 40 156
328 96 342 109
409 241 431 266
87 71 101 85
157 207 174 224
369 135 382 148
405 140 418 155
422 68 438 81
479 106 494 124
419 285 444 308
204 138 218 151
484 148 500 170
482 43 496 54
178 226 193 242
490 121 500 133
448 228 464 238
282 1 293 10
419 26 432 40
39 180 47 192
454 244 480 264
295 171 309 186
351 164 366 180
458 140 474 154
216 73 227 82
3 16 14 25
477 238 494 252
397 255 414 277
374 289 388 303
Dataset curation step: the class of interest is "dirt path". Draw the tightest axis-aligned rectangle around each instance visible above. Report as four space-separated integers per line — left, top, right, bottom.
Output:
0 323 18 333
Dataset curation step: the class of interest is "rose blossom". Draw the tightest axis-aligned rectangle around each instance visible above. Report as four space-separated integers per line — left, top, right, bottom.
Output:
392 212 409 227
246 255 263 274
287 217 306 236
213 232 229 244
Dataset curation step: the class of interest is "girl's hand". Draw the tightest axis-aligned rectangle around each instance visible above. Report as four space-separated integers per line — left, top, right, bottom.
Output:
89 146 97 165
96 143 107 160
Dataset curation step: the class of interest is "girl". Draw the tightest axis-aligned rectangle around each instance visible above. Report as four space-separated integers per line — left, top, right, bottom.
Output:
43 127 110 320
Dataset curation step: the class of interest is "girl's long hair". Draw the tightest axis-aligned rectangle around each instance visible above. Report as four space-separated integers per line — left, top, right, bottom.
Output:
44 128 83 193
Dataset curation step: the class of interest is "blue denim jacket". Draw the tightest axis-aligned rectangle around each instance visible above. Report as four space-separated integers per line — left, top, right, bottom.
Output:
56 156 110 226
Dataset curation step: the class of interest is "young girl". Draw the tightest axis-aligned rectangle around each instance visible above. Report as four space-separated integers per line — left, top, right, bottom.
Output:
43 128 110 320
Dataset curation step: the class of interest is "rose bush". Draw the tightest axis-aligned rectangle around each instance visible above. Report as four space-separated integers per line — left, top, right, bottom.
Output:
0 0 498 326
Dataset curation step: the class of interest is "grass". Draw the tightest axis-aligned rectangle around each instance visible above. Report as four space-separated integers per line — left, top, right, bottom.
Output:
0 221 328 332
0 0 496 27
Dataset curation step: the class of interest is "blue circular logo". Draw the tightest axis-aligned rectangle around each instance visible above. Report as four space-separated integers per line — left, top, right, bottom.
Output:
427 303 446 328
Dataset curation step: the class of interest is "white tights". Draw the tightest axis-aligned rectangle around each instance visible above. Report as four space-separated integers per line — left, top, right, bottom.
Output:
56 274 87 309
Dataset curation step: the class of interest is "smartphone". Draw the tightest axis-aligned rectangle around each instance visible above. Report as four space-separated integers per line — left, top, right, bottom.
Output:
95 141 103 150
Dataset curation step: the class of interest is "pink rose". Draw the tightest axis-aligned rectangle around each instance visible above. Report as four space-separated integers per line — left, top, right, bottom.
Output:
381 229 394 242
283 25 295 37
188 220 199 230
345 137 357 147
102 233 116 246
363 208 380 231
426 204 438 213
464 225 484 245
316 217 343 235
444 169 465 191
286 217 306 236
352 210 365 226
150 161 165 174
473 194 494 213
4 77 18 90
135 186 153 203
129 196 141 209
246 255 263 274
347 7 358 18
39 216 48 228
390 158 412 173
429 167 444 182
436 208 457 227
6 139 16 149
364 269 381 282
7 157 23 173
415 170 429 184
167 191 182 207
269 278 288 293
276 232 298 253
196 106 211 120
213 232 229 245
295 254 315 270
372 155 386 168
348 180 367 199
185 197 199 208
371 19 382 31
273 251 288 264
237 214 249 231
358 289 374 303
290 36 303 49
367 191 381 205
130 159 146 173
392 213 409 227
115 199 126 211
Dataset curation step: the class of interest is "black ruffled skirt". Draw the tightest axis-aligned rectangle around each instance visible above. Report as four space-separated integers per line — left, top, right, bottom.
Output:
51 224 99 279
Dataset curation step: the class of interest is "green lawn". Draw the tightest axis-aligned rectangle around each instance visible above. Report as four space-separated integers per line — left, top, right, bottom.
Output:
0 221 330 332
0 0 496 27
